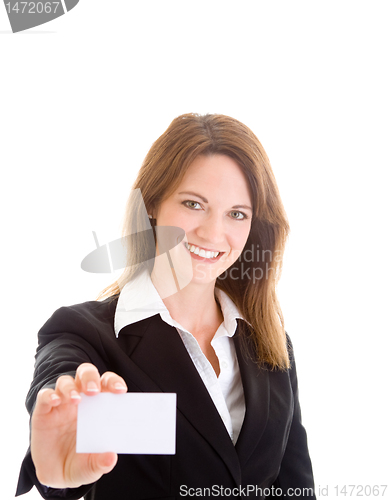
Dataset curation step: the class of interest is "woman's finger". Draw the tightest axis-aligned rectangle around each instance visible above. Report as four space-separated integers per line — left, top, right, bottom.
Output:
100 372 127 393
33 388 62 416
75 363 101 395
88 452 118 478
55 375 82 403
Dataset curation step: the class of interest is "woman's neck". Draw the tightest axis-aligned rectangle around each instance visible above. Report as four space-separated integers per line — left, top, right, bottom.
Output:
154 277 223 343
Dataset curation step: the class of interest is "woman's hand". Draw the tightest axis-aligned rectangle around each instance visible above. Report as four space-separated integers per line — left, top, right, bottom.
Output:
30 363 127 489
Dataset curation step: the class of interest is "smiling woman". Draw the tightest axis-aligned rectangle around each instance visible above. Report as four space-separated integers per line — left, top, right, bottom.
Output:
16 113 316 500
102 113 291 369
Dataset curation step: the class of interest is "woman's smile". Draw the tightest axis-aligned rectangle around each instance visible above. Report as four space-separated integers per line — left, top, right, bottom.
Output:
183 241 225 262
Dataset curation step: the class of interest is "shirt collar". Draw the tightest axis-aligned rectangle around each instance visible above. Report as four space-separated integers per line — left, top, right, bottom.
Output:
114 269 244 338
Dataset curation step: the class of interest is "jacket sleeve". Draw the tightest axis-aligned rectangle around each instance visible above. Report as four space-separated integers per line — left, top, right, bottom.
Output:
269 336 316 499
15 305 110 499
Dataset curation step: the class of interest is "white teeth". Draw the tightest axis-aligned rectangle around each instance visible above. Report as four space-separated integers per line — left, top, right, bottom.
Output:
184 242 220 259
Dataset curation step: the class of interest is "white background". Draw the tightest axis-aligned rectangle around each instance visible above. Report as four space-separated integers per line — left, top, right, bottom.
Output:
1 1 388 499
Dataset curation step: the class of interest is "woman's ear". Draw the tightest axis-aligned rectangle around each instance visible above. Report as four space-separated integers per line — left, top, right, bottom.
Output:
147 209 157 228
148 203 159 222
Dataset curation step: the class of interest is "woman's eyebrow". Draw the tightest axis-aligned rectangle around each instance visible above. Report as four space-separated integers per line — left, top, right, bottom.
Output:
232 204 253 212
178 191 252 212
178 191 208 203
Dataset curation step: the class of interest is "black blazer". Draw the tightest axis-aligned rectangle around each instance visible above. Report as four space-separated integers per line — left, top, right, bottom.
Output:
16 296 315 500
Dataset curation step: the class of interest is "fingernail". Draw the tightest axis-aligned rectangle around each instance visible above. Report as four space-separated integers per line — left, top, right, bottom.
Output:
70 390 81 400
86 381 99 393
51 394 60 401
114 383 127 391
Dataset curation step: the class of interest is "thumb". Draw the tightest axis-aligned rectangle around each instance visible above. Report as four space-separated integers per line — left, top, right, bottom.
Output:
90 452 118 476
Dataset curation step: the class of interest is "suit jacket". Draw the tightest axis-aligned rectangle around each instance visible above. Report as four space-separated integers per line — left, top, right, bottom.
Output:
16 296 315 500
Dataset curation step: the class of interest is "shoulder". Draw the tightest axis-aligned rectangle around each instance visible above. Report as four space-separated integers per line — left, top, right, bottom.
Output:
38 295 119 341
285 332 297 370
236 320 295 364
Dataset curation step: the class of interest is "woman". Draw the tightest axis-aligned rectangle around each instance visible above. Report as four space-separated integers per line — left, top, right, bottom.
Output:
16 113 315 499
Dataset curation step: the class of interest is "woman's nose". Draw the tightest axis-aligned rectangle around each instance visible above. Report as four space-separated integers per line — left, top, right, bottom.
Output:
196 214 225 245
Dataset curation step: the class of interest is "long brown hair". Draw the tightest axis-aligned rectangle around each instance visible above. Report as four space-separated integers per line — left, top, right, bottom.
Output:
99 113 290 369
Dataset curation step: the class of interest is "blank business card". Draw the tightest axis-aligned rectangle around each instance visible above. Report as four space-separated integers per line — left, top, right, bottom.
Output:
76 392 176 454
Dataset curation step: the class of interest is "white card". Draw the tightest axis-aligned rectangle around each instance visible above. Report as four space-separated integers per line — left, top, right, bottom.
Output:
76 392 176 454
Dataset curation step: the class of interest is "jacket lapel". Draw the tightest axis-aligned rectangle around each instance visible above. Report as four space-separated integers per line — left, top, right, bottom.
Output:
118 314 242 485
233 320 270 467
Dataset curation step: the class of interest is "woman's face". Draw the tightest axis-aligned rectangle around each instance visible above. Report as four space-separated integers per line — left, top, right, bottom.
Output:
154 154 253 285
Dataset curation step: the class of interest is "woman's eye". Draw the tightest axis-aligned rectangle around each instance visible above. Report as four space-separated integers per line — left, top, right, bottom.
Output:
184 200 202 210
230 211 246 220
